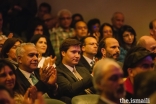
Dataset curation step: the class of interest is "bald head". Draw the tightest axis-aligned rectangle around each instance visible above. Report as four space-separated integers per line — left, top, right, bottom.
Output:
137 35 156 53
111 12 124 29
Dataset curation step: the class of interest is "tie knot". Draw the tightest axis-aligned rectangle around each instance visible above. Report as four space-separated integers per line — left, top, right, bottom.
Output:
73 67 76 73
30 73 38 85
30 73 35 78
90 61 95 66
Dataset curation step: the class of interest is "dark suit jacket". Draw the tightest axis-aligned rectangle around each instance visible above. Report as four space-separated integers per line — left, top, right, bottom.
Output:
56 63 95 98
15 68 57 98
78 56 92 73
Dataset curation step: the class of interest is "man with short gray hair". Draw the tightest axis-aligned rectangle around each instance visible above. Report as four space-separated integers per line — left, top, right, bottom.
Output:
16 43 58 98
93 58 125 104
50 9 74 65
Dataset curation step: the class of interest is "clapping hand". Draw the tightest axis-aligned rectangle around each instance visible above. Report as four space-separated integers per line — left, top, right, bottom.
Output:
40 65 57 85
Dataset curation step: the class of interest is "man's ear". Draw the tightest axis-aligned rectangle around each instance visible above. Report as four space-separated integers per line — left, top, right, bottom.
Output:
82 45 85 52
101 48 106 57
150 29 154 36
127 68 134 77
61 51 65 57
17 56 22 63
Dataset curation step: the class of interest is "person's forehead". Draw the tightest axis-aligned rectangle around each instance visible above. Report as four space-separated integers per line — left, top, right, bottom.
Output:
76 21 86 27
85 37 96 42
115 13 124 19
104 65 123 77
106 38 119 46
60 13 71 17
68 45 80 50
23 45 38 53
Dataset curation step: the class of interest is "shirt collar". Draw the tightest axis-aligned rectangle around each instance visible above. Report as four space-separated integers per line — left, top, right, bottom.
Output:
19 68 34 79
83 55 95 66
64 64 75 72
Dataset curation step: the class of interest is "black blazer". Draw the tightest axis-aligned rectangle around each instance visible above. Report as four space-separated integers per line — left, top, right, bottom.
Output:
78 56 92 73
56 63 95 98
15 68 57 98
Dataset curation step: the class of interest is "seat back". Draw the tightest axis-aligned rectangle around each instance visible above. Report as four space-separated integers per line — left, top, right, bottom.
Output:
71 94 99 104
45 99 66 104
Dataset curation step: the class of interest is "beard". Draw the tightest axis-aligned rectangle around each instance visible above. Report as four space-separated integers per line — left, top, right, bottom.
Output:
106 52 120 60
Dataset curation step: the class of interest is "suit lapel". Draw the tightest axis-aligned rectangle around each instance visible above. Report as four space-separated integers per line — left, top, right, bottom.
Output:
59 63 78 81
16 68 31 90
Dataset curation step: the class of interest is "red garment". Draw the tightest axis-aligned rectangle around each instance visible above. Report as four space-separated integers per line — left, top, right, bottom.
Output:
124 77 133 94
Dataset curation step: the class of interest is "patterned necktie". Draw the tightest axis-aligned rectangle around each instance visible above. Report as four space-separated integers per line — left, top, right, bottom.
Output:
91 60 95 66
73 67 93 94
73 68 83 81
30 73 38 85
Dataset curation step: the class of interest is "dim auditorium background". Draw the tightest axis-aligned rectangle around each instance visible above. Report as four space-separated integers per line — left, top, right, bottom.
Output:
37 0 156 39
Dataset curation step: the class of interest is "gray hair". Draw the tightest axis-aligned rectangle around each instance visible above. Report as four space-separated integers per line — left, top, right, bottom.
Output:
93 58 121 94
16 43 35 57
111 12 124 20
57 9 72 18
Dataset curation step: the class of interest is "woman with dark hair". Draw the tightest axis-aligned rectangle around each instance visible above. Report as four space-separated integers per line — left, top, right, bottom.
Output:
99 23 114 42
118 25 137 62
26 21 55 57
0 38 23 69
30 35 56 68
25 21 50 42
70 13 84 28
87 19 101 42
0 59 37 104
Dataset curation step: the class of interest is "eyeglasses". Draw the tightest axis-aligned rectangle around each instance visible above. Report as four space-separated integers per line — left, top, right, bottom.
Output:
84 43 99 46
59 17 71 20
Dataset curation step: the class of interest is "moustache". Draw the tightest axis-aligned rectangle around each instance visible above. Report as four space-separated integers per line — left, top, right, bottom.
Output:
113 52 120 57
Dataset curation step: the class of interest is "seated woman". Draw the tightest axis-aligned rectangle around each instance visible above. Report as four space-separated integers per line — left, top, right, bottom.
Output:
26 21 55 57
30 35 56 68
0 59 37 104
88 18 101 42
99 23 113 42
0 38 23 69
118 25 137 62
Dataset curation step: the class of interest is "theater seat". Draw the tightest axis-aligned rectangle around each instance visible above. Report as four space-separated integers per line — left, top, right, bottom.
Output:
45 99 66 104
71 94 99 104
